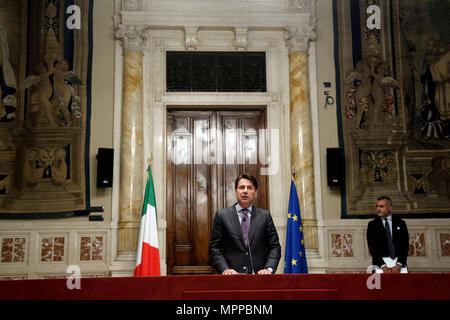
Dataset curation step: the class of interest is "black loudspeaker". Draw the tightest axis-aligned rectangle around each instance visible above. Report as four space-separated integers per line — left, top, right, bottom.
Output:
326 148 343 186
97 148 114 188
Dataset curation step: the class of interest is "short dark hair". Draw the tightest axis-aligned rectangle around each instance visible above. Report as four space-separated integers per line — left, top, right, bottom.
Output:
377 196 392 206
234 173 258 190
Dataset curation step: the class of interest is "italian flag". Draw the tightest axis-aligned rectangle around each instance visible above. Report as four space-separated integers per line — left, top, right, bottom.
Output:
134 167 160 276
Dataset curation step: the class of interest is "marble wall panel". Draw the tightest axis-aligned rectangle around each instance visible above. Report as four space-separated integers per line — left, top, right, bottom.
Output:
440 233 450 257
1 237 26 263
40 238 52 262
330 234 341 257
408 232 426 257
92 237 104 261
1 238 13 262
40 236 65 262
80 237 91 261
330 233 354 258
80 236 104 261
53 237 65 262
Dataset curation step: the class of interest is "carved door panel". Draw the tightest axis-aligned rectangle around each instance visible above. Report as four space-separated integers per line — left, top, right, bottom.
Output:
166 109 267 275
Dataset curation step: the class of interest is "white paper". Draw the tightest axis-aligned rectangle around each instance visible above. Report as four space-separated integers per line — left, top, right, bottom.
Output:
383 257 398 268
374 257 408 273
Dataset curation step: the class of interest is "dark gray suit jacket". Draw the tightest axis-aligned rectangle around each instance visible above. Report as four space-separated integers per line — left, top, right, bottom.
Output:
209 204 281 274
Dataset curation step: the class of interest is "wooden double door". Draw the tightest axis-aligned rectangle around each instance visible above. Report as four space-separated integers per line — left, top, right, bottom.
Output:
166 109 268 275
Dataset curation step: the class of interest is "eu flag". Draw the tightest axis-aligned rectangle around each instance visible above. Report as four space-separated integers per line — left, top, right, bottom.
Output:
284 178 308 273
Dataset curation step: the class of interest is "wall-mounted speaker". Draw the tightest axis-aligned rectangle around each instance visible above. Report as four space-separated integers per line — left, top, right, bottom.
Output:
326 148 343 187
97 148 113 188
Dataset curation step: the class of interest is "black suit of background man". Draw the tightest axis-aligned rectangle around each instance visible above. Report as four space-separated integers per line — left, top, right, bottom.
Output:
367 196 409 273
209 174 281 275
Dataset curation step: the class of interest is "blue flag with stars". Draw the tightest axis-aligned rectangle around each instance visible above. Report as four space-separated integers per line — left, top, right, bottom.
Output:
284 178 308 273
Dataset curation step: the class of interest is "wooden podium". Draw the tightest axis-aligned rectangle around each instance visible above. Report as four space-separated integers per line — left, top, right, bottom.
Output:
1 273 450 300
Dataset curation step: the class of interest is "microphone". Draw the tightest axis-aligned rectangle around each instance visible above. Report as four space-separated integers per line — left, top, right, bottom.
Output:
247 241 255 274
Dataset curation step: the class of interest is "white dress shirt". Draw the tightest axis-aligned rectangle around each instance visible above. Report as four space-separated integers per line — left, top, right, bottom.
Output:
384 215 393 236
382 214 402 267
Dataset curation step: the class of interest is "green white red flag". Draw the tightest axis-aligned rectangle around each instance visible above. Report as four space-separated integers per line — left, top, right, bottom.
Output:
134 167 160 276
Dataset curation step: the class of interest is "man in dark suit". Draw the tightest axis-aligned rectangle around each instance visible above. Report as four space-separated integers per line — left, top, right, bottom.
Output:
367 196 409 273
209 174 281 275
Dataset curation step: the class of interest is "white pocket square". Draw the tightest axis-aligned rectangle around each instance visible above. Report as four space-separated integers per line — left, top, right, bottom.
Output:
397 226 400 230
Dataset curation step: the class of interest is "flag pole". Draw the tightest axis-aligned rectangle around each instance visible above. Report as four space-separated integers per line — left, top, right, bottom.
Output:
147 151 152 167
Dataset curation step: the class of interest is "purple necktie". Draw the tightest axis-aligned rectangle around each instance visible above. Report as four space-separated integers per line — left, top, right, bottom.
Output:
241 209 249 246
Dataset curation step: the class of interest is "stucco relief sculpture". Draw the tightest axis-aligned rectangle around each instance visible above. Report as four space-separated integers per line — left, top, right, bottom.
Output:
344 36 400 129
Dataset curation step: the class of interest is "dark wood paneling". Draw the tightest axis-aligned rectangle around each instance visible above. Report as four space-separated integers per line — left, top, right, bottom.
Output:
166 109 267 275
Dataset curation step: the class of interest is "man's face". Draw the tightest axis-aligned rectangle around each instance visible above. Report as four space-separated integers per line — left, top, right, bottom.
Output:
235 178 258 208
376 199 392 218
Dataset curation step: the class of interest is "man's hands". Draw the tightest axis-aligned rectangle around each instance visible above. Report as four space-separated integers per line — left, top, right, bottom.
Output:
222 269 239 275
257 268 272 275
391 264 402 273
222 268 272 275
382 264 402 273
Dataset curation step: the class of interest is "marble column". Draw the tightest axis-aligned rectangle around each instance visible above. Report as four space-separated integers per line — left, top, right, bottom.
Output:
286 24 317 250
115 25 147 257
